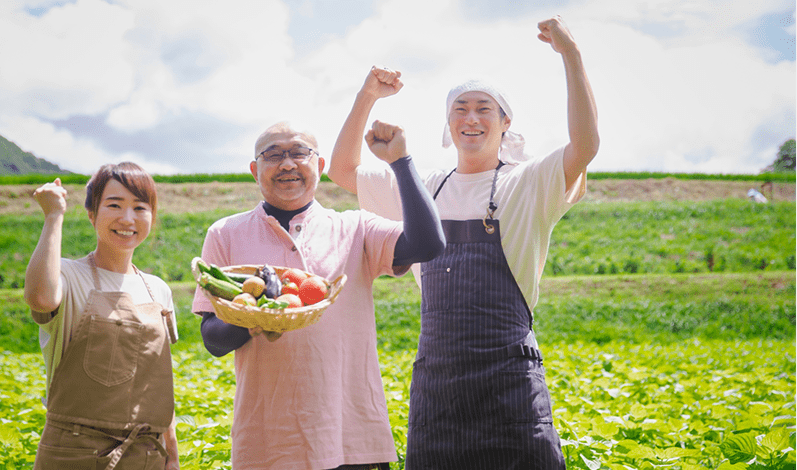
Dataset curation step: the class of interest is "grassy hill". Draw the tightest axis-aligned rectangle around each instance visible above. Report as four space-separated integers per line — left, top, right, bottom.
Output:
0 135 71 175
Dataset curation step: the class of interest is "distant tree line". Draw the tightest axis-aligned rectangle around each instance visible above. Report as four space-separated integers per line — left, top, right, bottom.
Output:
763 139 796 173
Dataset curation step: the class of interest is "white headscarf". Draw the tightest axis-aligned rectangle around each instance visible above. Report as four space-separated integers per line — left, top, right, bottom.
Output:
442 79 528 164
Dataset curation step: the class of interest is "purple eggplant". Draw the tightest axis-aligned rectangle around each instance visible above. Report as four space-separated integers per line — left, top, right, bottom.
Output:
257 265 282 299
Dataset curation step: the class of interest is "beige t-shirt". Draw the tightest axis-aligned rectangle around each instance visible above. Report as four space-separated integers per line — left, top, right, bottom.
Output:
33 257 175 400
356 146 586 313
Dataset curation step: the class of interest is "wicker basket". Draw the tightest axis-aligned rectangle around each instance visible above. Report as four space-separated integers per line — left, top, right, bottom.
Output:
191 257 346 332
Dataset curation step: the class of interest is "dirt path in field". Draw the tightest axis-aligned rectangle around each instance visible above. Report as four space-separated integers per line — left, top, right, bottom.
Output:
1 178 793 215
582 178 794 203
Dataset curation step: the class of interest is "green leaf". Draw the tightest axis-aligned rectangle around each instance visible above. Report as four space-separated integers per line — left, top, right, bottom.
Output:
580 454 601 470
592 420 620 439
761 427 792 452
716 461 749 470
0 424 17 446
657 446 702 461
627 445 657 460
721 432 758 464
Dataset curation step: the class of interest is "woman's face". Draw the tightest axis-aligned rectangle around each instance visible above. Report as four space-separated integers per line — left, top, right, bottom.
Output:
88 179 153 254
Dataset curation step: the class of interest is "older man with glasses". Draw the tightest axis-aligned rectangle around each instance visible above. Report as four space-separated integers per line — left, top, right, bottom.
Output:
192 120 445 470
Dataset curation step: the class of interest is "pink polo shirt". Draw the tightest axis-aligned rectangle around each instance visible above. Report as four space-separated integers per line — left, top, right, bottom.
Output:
191 201 404 470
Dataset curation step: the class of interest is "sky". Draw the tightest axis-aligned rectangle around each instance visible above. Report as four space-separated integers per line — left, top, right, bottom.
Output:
0 0 794 176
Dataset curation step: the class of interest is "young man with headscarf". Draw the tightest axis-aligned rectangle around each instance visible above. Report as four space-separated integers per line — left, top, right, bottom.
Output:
328 16 598 470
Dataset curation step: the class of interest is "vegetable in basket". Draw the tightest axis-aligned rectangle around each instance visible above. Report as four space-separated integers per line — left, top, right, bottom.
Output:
196 259 244 288
198 272 242 301
257 265 282 299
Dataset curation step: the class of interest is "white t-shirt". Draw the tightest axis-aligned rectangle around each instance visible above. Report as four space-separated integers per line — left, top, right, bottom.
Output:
356 147 586 314
33 257 175 399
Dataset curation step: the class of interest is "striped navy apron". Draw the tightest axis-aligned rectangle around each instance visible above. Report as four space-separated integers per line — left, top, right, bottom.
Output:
405 163 566 470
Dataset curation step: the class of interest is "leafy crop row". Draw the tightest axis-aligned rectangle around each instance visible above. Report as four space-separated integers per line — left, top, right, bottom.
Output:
0 171 793 185
547 200 795 276
0 200 792 289
1 272 794 468
3 337 792 469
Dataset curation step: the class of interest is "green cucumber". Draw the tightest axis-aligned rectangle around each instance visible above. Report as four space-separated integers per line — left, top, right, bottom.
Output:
196 258 212 275
199 273 243 301
196 258 243 286
226 272 253 284
209 265 243 288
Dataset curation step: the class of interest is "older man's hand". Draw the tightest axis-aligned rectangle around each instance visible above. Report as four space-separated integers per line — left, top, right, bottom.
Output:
365 120 408 164
249 327 282 342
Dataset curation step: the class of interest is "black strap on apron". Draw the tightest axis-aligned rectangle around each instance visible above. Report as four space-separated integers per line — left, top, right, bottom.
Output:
433 161 506 201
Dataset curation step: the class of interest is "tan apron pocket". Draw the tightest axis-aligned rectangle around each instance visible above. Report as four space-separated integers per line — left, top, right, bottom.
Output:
84 316 143 387
34 443 112 469
145 449 167 470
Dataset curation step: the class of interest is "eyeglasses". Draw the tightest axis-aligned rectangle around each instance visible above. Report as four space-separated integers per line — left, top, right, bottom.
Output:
256 147 316 165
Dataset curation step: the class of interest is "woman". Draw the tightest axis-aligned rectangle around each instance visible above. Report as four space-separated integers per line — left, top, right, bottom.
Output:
24 162 180 469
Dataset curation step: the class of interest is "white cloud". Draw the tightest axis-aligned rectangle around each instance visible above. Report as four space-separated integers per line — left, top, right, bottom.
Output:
0 0 136 118
309 0 796 174
0 0 793 175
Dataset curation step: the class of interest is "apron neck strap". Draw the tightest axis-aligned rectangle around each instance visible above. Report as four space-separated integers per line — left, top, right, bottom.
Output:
87 252 102 291
487 161 505 218
87 252 156 303
432 168 456 201
433 160 505 204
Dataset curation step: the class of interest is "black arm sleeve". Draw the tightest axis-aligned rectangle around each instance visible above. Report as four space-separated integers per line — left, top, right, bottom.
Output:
200 311 252 357
391 156 446 266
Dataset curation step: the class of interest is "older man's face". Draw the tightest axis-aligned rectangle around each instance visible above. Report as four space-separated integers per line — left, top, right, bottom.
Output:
250 127 325 211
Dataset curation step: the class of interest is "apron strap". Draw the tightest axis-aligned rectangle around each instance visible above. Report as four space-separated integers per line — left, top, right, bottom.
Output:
433 162 505 235
432 168 457 201
505 343 543 362
104 423 168 470
87 252 102 291
46 420 167 468
486 160 505 217
432 161 505 204
134 264 179 344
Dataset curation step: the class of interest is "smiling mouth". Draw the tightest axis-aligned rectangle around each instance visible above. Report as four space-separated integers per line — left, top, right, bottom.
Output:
462 130 483 136
114 230 135 237
275 173 303 184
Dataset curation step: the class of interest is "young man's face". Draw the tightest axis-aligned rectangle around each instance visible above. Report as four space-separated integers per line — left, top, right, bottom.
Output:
448 91 510 160
250 127 325 211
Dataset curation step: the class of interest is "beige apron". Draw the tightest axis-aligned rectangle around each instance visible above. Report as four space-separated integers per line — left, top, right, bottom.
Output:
34 255 176 470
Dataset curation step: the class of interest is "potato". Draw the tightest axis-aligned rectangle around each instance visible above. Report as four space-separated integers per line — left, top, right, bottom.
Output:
242 276 266 298
232 293 258 306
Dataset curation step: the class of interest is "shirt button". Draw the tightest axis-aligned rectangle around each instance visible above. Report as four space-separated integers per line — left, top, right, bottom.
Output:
446 267 451 273
295 225 302 232
116 319 123 325
291 246 297 252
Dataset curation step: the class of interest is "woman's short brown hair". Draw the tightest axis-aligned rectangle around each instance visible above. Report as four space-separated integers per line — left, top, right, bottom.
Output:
84 162 158 221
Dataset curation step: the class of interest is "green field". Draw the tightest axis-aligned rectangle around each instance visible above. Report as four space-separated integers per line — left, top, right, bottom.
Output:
0 199 793 289
0 196 794 468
